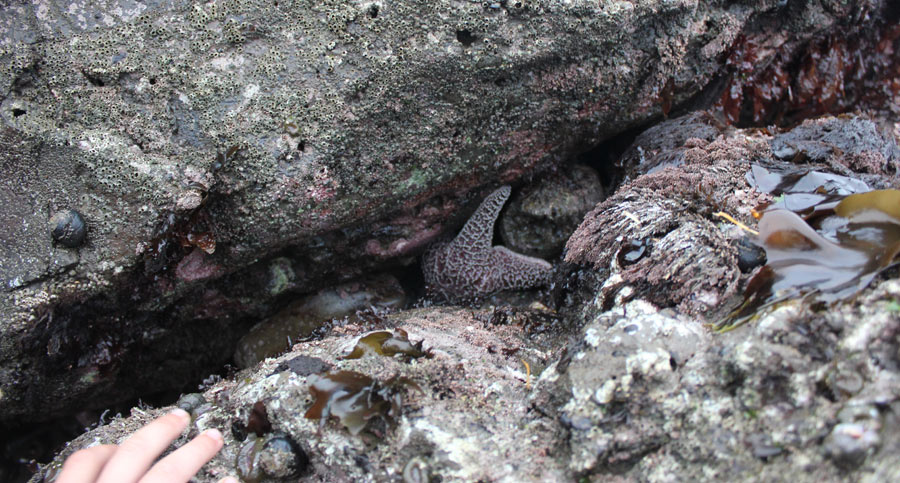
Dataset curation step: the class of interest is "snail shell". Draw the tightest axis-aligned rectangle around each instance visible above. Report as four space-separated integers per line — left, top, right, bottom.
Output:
50 209 87 248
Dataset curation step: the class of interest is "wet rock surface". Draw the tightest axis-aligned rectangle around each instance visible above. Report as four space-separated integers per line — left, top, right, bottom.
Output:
771 116 900 175
233 274 408 369
499 164 604 259
35 306 572 482
30 111 900 482
565 131 766 316
539 284 900 481
2 0 900 480
566 112 900 318
617 111 724 178
554 112 900 479
1 0 896 425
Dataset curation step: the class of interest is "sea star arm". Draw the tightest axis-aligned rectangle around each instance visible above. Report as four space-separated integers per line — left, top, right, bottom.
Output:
455 185 511 252
487 245 553 292
422 185 553 299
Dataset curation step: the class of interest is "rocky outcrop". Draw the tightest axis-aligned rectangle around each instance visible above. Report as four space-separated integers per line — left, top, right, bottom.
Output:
28 109 900 481
535 289 900 481
549 112 900 479
35 306 573 482
1 0 896 425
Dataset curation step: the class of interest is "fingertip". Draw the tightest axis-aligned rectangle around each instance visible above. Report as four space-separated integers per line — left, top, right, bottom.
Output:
56 445 117 483
203 428 224 448
218 476 240 483
139 427 227 482
170 407 190 423
95 410 192 482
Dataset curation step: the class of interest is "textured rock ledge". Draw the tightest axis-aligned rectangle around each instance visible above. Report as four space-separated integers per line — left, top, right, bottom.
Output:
35 284 900 482
34 112 900 482
0 0 895 426
35 306 571 482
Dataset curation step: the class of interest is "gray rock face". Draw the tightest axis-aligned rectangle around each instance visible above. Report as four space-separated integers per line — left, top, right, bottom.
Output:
499 164 604 259
0 0 893 423
537 287 900 480
31 112 900 481
771 116 900 175
35 306 572 482
35 288 900 482
550 112 900 479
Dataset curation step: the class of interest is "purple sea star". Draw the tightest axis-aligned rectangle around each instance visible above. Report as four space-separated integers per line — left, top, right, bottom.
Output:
423 185 553 299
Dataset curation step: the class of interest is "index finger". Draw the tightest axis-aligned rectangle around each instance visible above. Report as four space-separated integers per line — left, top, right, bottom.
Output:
96 409 191 483
56 445 117 483
139 428 224 483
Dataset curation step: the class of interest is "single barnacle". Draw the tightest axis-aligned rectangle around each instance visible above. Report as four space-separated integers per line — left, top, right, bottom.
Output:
423 186 553 299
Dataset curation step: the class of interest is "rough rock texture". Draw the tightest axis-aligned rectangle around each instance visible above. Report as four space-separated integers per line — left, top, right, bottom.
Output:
565 112 900 317
35 306 572 482
770 116 900 175
535 287 900 481
616 111 724 177
31 112 900 482
0 0 895 430
551 112 900 479
565 129 768 316
499 164 604 259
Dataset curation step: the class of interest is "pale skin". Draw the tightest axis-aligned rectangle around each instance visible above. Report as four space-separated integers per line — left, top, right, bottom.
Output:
56 408 237 483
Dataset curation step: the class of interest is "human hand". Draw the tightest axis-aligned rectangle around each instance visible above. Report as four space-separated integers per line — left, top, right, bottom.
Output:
56 408 235 483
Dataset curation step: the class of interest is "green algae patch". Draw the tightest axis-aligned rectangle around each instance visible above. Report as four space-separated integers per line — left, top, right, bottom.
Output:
304 370 419 436
717 185 900 330
341 329 431 361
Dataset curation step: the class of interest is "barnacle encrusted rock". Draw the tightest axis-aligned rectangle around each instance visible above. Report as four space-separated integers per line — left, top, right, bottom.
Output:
534 283 900 480
564 128 765 315
1 0 897 424
423 186 553 299
37 306 571 482
38 281 900 481
565 112 900 317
